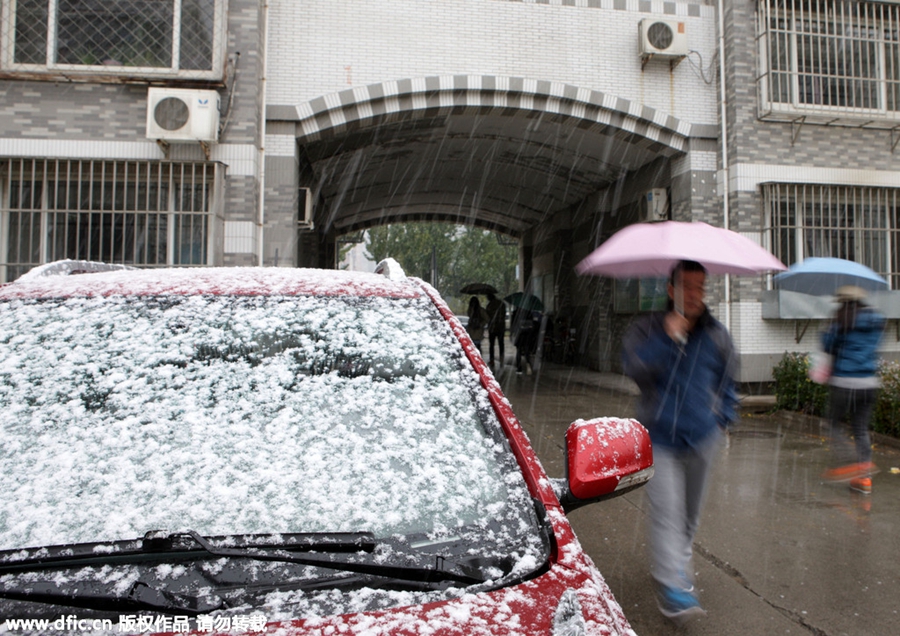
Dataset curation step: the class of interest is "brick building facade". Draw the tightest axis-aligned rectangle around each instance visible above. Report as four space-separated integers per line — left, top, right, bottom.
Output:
2 0 899 379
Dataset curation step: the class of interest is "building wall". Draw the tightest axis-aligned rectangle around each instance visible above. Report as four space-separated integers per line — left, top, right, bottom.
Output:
268 0 718 126
722 0 900 379
13 1 885 381
0 0 266 268
266 0 722 369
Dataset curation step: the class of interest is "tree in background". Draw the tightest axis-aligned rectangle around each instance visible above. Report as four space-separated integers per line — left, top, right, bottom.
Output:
364 222 518 312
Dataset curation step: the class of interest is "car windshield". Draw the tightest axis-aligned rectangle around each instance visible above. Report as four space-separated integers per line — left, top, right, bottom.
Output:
0 293 538 551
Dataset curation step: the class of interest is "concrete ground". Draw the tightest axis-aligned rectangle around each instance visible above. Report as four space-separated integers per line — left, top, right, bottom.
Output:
489 354 900 636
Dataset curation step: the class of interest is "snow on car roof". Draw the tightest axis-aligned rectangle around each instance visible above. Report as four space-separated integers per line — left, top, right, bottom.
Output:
0 266 423 300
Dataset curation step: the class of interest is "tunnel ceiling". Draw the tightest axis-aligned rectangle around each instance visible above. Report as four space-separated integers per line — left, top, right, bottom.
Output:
300 110 676 238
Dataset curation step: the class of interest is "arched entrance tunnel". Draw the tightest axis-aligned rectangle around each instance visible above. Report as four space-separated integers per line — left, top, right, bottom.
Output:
281 77 720 373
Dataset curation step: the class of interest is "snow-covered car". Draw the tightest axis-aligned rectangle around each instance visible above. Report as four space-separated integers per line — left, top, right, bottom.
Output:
0 260 652 635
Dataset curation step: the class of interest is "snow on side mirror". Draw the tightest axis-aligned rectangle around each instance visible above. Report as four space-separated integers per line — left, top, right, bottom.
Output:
553 417 654 513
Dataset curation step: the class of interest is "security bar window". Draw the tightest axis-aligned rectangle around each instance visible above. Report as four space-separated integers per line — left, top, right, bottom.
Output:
0 159 217 283
763 183 900 289
1 0 226 81
758 0 900 123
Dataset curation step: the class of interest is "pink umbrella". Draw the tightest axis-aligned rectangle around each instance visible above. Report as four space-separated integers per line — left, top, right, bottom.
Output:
576 221 786 278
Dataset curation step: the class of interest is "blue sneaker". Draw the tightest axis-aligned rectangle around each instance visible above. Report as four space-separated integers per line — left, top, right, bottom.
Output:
678 570 694 593
656 586 706 625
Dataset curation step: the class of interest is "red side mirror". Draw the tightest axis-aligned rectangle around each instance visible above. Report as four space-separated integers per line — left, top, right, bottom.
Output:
559 418 653 510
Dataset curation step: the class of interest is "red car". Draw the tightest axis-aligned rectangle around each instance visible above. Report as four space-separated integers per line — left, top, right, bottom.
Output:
0 259 651 635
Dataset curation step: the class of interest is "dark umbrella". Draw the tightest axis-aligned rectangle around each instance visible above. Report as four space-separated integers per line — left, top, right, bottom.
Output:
504 292 544 312
459 283 498 295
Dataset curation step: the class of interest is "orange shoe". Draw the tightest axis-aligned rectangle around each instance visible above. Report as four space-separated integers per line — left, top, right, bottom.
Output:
849 477 872 495
862 462 880 476
823 463 866 482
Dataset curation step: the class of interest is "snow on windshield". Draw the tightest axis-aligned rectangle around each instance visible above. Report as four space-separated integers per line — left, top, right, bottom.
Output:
0 293 531 551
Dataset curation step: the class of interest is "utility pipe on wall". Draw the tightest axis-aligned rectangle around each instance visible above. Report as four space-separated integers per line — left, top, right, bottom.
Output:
718 0 732 332
257 2 270 266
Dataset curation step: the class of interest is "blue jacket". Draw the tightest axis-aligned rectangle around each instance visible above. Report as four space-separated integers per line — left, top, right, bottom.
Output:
621 309 739 450
821 306 884 379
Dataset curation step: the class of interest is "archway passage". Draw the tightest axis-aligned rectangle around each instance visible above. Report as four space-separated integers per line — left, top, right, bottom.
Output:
290 76 690 239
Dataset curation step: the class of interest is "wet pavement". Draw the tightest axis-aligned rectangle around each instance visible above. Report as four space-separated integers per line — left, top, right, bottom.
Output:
491 356 900 636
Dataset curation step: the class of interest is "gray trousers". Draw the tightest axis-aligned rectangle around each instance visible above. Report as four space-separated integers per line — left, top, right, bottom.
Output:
646 427 723 592
828 386 877 466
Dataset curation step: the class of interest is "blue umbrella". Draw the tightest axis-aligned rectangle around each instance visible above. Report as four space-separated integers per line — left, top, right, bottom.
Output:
773 257 888 296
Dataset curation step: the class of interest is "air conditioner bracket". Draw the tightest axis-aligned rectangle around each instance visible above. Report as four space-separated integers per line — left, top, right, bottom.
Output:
640 54 685 72
791 116 806 145
891 126 900 153
156 139 170 159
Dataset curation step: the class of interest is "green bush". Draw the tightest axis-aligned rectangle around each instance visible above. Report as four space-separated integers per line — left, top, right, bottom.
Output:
773 352 900 438
874 361 900 438
772 352 828 416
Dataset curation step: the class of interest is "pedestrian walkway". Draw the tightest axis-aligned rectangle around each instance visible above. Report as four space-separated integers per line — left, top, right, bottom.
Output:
497 359 900 636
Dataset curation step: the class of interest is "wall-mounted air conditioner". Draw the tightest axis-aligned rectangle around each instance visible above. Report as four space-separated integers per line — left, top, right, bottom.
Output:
299 187 314 230
146 88 220 143
643 188 669 222
639 18 688 59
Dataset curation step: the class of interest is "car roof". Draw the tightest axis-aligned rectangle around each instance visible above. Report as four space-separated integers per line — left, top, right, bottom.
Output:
0 265 423 301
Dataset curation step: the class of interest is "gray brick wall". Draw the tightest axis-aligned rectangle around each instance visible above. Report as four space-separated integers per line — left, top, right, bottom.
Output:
0 0 265 268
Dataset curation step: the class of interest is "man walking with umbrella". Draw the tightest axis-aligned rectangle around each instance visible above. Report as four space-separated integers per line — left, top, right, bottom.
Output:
621 260 739 625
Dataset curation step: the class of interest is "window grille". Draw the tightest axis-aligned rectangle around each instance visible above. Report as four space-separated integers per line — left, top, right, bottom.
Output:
757 0 900 126
0 0 226 81
763 182 900 289
0 159 217 283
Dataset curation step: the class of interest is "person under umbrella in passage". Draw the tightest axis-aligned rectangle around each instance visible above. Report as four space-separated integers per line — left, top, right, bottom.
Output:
485 292 507 367
621 260 738 625
465 296 490 354
820 285 885 494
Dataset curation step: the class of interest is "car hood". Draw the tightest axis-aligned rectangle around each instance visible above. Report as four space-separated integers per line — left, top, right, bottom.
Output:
248 510 634 636
266 560 633 636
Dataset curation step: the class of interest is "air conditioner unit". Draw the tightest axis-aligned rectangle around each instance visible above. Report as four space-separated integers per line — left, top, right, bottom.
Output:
643 188 668 222
639 18 688 59
298 187 314 230
146 88 220 143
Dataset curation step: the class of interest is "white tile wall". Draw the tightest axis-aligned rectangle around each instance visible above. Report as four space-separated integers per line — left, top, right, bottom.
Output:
268 0 719 128
730 301 900 356
729 163 900 193
0 139 259 176
224 221 258 254
265 134 296 158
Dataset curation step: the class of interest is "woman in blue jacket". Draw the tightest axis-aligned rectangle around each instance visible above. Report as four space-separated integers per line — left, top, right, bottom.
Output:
821 285 885 494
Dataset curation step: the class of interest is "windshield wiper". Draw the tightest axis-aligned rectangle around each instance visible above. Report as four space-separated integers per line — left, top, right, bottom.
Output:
0 530 377 573
174 531 486 587
0 530 488 589
0 580 222 616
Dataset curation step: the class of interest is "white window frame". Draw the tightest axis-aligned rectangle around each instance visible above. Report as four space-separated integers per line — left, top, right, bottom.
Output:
0 0 228 81
757 0 900 126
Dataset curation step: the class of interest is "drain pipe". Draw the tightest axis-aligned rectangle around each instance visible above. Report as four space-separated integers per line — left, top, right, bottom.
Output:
256 1 270 266
718 0 732 332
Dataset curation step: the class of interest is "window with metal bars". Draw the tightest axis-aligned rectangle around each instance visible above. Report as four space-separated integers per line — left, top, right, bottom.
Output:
763 182 900 289
0 159 217 283
1 0 226 81
758 0 900 123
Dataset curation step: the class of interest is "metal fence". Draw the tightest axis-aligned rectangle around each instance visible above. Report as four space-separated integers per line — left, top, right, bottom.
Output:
0 159 218 283
758 0 900 125
1 0 225 81
763 182 900 289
